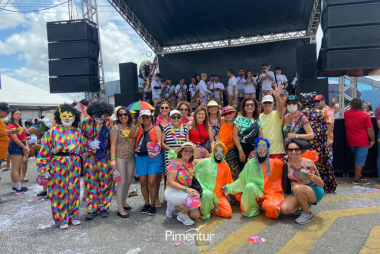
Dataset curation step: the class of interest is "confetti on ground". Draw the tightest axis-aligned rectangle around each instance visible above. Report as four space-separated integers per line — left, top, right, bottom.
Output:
368 204 373 207
37 224 52 230
175 242 184 246
248 235 266 244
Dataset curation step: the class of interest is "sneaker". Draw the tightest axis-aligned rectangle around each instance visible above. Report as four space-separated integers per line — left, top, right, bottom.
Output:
86 212 98 220
134 176 140 182
60 224 69 230
100 210 109 218
352 179 370 185
166 203 175 218
177 213 195 226
295 211 313 225
141 204 150 214
15 187 29 194
71 219 81 226
148 206 156 216
11 187 16 192
360 175 367 181
36 191 48 197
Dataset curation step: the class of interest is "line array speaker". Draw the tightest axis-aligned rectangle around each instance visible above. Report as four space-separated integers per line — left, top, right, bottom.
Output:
297 44 316 79
47 19 98 43
326 48 380 71
49 76 100 93
48 41 99 59
119 62 138 93
114 92 143 107
49 58 98 77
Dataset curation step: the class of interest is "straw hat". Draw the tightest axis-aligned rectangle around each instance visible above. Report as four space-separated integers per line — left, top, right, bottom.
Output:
174 142 199 158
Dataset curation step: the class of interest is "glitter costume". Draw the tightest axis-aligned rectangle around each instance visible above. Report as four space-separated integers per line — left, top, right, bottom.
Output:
225 138 284 219
194 142 234 220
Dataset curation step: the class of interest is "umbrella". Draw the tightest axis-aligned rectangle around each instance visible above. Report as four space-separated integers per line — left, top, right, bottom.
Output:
126 101 155 111
247 235 266 244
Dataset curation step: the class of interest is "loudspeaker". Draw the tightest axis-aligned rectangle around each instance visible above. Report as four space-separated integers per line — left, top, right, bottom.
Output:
324 0 376 7
325 48 380 71
297 44 316 79
119 62 138 93
114 92 143 107
49 58 98 77
47 19 98 42
49 76 100 93
48 41 99 59
297 78 329 102
322 2 380 30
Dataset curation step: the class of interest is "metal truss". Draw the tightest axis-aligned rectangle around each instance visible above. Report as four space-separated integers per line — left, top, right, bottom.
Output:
161 31 308 54
81 0 106 102
339 76 357 116
306 0 321 43
107 0 162 53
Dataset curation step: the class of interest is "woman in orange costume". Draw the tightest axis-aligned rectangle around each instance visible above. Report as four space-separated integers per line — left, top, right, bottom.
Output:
194 142 234 220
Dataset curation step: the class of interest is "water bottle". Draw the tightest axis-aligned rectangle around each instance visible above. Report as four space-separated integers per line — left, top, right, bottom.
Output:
113 169 121 182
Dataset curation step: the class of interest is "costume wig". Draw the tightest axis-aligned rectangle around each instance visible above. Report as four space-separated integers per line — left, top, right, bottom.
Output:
212 142 228 156
86 102 114 118
54 103 81 127
253 137 271 176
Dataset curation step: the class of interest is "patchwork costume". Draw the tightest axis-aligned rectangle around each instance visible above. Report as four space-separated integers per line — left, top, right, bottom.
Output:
194 142 234 220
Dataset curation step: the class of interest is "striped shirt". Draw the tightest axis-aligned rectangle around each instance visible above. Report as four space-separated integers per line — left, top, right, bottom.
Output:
163 124 189 174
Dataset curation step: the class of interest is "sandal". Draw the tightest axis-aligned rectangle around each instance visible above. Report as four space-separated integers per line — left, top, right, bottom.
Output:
155 198 162 207
2 168 10 172
21 177 29 182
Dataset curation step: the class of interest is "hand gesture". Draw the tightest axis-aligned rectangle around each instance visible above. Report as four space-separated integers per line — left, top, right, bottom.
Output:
187 188 199 197
89 140 100 150
42 171 51 178
149 151 160 159
273 83 283 97
307 173 316 182
137 117 143 126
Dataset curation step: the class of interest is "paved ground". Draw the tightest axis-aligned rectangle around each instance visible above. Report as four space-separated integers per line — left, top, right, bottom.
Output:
1 160 380 254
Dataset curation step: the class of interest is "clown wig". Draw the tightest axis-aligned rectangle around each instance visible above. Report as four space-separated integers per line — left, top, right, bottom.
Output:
54 103 81 127
86 102 114 118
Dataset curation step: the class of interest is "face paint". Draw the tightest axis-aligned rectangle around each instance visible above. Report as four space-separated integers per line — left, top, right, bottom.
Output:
214 145 224 161
60 111 75 127
94 114 105 124
257 140 268 158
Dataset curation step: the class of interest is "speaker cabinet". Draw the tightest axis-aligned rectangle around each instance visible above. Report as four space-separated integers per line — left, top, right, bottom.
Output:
119 62 138 93
297 78 329 102
48 41 99 59
297 44 317 79
47 19 98 42
114 92 143 107
325 48 380 71
49 58 98 77
49 76 100 93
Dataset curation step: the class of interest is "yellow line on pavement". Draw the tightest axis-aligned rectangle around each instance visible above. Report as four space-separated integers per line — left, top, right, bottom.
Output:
321 192 380 203
278 206 380 254
207 213 273 254
359 225 380 253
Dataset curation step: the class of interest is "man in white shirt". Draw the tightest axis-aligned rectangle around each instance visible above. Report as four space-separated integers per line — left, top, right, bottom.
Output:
175 77 188 102
210 75 224 106
274 67 288 90
199 73 211 107
258 63 274 99
151 73 163 107
236 68 246 108
164 77 176 108
227 69 238 109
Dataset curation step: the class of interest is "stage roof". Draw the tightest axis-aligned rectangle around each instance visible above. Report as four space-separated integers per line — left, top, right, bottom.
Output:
109 0 320 53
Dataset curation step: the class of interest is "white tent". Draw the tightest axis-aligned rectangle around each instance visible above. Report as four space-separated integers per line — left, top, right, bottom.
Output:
0 75 72 110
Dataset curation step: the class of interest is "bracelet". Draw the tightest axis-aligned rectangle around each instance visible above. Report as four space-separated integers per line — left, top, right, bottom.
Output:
296 134 299 138
238 147 243 151
133 125 138 130
111 158 115 161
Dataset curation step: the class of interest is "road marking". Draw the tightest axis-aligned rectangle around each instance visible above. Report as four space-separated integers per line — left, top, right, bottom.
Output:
359 225 380 253
207 213 273 254
278 206 380 254
321 192 380 203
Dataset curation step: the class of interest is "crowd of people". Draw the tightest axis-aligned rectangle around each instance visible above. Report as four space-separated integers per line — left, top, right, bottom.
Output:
0 73 379 229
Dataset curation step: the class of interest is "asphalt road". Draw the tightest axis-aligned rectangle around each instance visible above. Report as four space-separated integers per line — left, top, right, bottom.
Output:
1 159 380 254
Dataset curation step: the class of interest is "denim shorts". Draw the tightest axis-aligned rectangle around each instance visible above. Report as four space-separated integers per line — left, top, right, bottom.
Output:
350 146 369 167
8 141 26 156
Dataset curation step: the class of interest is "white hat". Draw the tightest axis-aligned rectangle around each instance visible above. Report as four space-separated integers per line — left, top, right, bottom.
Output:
262 95 274 103
139 110 151 117
39 118 54 129
207 100 220 108
169 109 182 117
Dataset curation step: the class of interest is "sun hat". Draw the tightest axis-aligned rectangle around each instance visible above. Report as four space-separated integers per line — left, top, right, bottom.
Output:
207 100 220 107
221 106 236 116
174 142 199 158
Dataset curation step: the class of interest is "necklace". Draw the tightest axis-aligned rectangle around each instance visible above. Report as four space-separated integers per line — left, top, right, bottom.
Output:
156 115 163 126
169 122 184 144
210 117 218 125
290 160 303 170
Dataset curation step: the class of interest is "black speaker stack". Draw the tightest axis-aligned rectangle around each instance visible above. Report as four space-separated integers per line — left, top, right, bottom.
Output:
47 19 100 93
114 62 142 107
318 0 380 73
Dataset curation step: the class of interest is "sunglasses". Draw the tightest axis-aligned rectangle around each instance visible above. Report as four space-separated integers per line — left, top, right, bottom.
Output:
141 116 150 120
161 106 169 110
170 115 181 120
118 113 128 117
315 100 321 103
245 103 256 107
287 148 301 152
182 149 193 154
287 102 298 105
263 102 272 105
179 108 189 111
223 112 235 116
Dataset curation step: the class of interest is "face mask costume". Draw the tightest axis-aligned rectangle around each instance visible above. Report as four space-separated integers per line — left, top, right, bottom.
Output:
223 138 286 219
193 142 234 220
300 93 337 193
80 102 115 217
36 103 83 228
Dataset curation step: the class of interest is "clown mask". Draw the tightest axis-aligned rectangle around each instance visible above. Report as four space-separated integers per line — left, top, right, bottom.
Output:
61 111 75 127
257 140 268 158
214 144 224 161
94 115 106 124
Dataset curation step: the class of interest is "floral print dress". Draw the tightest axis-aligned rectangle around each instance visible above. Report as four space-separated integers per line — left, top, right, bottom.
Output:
301 93 337 193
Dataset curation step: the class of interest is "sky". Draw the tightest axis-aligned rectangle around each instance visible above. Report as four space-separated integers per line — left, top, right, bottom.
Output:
0 0 378 101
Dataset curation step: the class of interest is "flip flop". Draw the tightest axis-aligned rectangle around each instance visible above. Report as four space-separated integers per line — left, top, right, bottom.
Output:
22 178 29 182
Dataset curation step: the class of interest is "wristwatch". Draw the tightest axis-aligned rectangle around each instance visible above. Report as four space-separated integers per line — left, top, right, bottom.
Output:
11 130 15 134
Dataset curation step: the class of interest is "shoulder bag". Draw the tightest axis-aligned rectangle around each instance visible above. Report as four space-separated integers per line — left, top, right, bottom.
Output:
238 120 259 144
197 125 212 152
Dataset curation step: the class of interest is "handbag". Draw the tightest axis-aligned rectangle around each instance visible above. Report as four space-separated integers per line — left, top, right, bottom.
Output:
238 121 259 144
282 162 292 195
291 113 311 150
197 126 212 152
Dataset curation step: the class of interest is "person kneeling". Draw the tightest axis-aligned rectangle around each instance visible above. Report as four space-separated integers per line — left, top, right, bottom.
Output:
164 142 201 226
280 139 325 225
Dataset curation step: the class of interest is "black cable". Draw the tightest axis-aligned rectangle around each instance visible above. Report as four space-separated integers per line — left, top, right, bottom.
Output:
1 1 68 13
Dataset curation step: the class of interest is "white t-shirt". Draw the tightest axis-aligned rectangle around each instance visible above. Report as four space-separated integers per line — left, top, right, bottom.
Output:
236 77 246 95
213 82 224 99
198 80 210 94
244 78 256 93
188 83 198 97
228 76 237 95
274 74 288 88
165 84 176 98
28 134 37 144
151 80 162 98
175 84 188 97
259 71 274 90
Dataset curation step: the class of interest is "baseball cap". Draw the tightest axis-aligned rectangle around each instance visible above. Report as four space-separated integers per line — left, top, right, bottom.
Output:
139 110 151 117
262 95 274 103
0 102 10 112
286 95 300 103
169 109 182 117
315 95 325 101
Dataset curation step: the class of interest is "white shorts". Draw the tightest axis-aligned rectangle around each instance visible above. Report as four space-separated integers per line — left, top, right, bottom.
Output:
164 187 198 210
